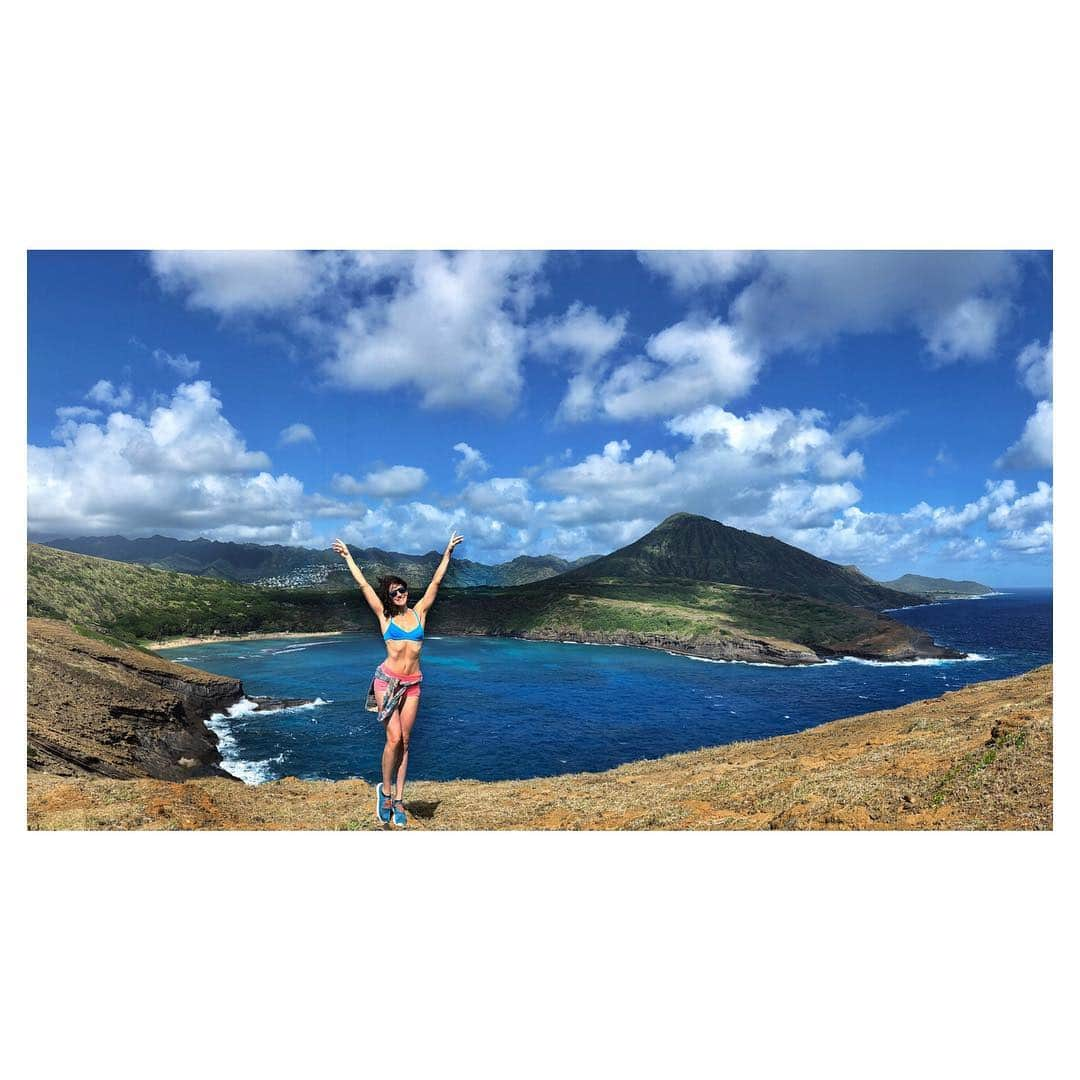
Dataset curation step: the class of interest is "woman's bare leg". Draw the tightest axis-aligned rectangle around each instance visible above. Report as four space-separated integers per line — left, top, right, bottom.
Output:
393 694 420 801
383 717 404 796
375 687 403 803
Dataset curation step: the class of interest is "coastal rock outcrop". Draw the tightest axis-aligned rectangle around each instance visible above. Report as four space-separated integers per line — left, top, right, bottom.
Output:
27 618 244 780
508 628 821 665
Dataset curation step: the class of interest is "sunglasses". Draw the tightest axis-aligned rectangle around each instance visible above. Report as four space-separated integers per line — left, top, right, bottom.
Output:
389 587 408 597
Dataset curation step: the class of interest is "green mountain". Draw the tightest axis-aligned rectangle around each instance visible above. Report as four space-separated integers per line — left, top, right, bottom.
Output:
557 513 920 610
38 534 598 587
880 574 995 599
422 514 959 663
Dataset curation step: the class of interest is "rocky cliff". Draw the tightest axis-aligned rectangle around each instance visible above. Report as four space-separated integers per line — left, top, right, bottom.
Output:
27 618 244 780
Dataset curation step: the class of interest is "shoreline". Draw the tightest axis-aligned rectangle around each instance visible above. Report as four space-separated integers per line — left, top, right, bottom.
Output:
145 625 961 666
144 629 353 651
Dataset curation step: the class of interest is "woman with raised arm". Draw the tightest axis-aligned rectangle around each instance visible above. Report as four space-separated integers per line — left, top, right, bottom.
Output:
332 532 464 827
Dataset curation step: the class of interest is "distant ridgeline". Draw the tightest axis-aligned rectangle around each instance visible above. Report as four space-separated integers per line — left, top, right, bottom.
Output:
878 573 995 600
27 515 967 663
37 534 601 588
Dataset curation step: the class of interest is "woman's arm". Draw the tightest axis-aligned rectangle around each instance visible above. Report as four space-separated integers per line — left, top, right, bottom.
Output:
332 539 385 621
415 531 464 615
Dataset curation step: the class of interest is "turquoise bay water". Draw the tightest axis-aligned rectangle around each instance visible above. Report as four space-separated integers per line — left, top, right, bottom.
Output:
160 589 1052 784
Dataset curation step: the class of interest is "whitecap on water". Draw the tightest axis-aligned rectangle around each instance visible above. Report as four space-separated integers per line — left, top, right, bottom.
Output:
841 654 990 667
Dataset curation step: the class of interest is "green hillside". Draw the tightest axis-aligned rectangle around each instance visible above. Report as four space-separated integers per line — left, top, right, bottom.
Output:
425 576 943 660
27 544 367 642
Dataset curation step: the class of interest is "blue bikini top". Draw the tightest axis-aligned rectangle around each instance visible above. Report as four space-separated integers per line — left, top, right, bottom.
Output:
383 609 424 641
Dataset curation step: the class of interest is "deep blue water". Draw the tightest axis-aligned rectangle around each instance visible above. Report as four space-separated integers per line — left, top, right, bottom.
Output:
160 589 1052 784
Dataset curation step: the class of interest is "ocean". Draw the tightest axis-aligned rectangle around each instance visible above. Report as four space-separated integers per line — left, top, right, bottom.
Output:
159 588 1052 784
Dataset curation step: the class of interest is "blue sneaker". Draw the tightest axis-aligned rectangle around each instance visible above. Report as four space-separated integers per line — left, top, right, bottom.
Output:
376 782 392 825
391 799 408 828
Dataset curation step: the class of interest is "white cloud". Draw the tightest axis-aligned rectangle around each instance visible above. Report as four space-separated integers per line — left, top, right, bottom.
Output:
149 251 552 416
996 520 1052 554
638 251 755 292
530 304 629 422
644 251 1020 362
937 536 989 562
86 380 133 409
530 303 627 364
153 348 201 377
149 251 320 314
279 422 316 445
755 482 864 530
461 477 536 528
56 405 101 421
924 297 1009 362
997 337 1053 471
782 478 1051 567
538 406 889 538
332 465 428 498
28 381 354 539
997 400 1053 469
987 480 1052 531
666 405 873 481
453 441 490 480
590 320 760 421
1016 337 1052 398
323 251 545 413
340 502 511 560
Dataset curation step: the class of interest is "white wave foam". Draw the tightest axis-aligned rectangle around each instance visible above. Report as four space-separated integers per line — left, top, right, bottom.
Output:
270 641 336 655
840 653 991 667
214 696 261 717
666 651 815 668
206 695 322 784
219 754 285 785
262 697 333 714
204 708 280 784
561 640 629 648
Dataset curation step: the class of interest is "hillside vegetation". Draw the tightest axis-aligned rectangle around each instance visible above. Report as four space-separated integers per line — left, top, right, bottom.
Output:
27 544 367 642
427 578 941 661
29 538 956 663
560 513 919 609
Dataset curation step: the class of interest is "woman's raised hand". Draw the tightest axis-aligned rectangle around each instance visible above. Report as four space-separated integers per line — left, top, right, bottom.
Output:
332 538 353 562
445 531 464 555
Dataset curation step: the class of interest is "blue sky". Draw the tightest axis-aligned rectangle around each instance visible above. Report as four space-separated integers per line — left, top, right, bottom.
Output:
27 251 1052 585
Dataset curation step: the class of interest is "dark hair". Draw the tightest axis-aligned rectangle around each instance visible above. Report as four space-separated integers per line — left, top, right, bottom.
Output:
377 576 410 617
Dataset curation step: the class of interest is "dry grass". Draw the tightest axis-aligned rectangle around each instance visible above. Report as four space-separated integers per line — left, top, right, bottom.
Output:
27 665 1052 831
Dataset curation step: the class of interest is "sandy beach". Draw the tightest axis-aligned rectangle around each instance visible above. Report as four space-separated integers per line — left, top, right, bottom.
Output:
143 629 351 651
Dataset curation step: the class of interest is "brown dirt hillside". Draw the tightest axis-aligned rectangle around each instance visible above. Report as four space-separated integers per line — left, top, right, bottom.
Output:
27 618 242 780
28 665 1052 831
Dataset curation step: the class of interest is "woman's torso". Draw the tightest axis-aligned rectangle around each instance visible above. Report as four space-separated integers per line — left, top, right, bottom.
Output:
382 607 424 675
